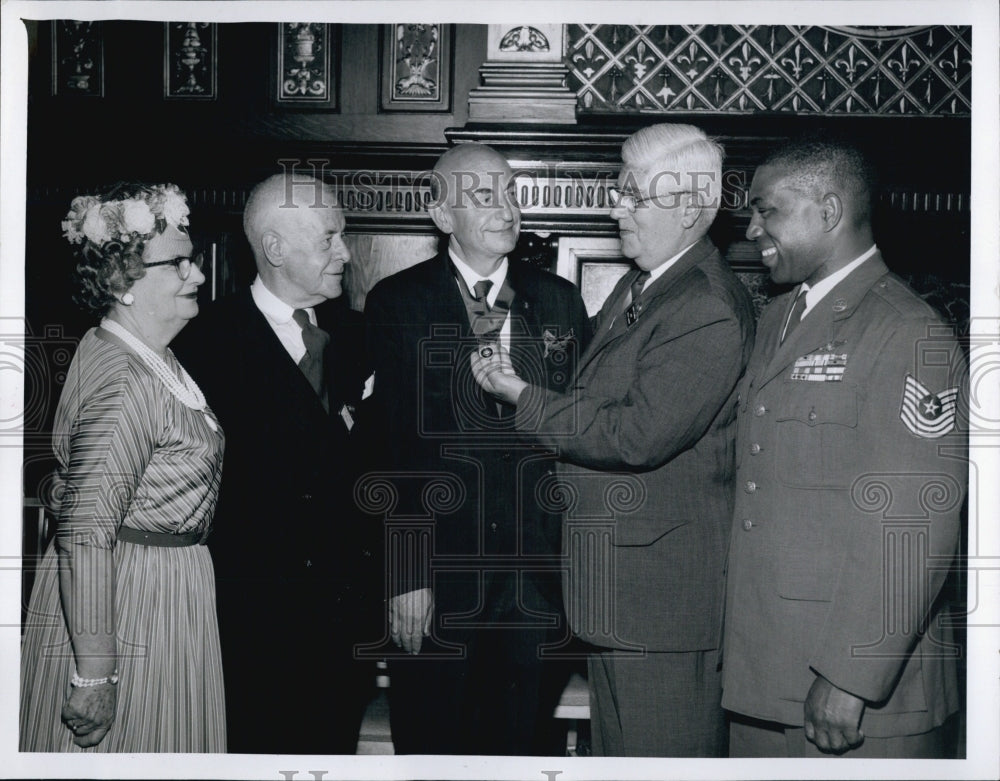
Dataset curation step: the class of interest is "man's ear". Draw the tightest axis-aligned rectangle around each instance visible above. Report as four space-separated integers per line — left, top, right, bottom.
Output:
260 231 284 268
680 192 703 230
820 192 844 233
428 203 453 235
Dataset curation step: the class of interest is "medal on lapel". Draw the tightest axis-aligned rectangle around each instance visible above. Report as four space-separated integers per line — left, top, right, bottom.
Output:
625 301 642 327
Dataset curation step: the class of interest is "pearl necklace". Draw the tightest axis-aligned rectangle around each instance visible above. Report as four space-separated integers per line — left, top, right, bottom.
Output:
100 318 217 432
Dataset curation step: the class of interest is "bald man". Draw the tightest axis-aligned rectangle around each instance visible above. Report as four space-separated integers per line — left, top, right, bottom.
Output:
363 143 591 754
175 173 377 754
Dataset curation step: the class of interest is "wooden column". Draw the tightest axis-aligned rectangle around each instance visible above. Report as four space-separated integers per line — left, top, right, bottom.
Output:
467 24 577 124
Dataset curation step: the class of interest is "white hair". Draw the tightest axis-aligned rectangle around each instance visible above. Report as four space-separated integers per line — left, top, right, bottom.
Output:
621 123 725 226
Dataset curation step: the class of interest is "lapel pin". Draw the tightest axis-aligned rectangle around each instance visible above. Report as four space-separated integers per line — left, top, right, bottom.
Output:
832 298 847 312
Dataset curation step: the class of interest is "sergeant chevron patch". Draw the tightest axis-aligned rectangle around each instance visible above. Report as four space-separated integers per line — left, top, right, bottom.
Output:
899 373 958 438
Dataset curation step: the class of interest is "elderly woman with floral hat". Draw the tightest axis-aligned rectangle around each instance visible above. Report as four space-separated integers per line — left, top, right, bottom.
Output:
19 183 226 752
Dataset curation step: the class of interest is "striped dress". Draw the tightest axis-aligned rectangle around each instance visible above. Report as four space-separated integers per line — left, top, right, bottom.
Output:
20 328 226 752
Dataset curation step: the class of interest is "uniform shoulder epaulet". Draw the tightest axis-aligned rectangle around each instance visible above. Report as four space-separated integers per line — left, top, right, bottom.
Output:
869 272 941 322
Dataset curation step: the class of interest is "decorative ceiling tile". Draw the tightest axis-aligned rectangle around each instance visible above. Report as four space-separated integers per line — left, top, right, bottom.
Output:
565 24 971 116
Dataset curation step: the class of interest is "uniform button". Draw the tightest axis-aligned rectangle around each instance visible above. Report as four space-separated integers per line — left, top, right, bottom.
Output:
808 410 817 422
745 480 757 494
742 519 753 531
490 522 498 532
754 404 766 417
749 443 761 455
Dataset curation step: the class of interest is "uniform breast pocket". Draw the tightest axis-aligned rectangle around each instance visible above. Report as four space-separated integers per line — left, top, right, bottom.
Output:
775 383 859 489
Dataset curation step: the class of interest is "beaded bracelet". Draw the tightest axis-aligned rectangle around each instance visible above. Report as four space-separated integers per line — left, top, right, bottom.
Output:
71 669 119 687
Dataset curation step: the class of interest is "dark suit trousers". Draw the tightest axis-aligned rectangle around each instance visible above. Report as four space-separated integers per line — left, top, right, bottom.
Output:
387 576 571 756
218 576 374 754
588 649 726 756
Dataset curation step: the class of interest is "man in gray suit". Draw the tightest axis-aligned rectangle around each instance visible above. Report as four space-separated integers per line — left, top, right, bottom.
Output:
474 123 755 756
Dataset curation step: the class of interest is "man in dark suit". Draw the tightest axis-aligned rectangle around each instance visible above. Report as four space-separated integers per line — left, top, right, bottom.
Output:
474 123 755 756
723 136 966 757
174 173 375 754
362 142 591 755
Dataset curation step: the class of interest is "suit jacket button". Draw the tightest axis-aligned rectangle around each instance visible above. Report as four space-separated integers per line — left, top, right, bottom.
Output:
749 443 761 455
490 522 498 532
745 480 757 494
754 404 766 417
742 519 753 531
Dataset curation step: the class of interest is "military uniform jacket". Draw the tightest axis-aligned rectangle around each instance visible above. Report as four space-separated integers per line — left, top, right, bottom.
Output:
721 254 966 737
516 238 756 652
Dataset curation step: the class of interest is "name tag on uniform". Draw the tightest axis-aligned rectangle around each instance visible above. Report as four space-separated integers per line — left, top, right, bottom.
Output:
790 347 848 382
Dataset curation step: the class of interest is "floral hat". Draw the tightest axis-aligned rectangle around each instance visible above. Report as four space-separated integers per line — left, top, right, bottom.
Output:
61 183 190 247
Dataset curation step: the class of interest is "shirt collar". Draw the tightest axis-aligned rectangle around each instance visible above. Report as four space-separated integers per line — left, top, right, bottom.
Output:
251 275 312 325
801 244 878 313
449 248 509 300
646 241 696 286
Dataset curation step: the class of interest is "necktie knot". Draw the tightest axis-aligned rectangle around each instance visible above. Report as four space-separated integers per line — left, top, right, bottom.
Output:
630 270 651 304
292 308 330 407
292 307 311 329
473 279 493 308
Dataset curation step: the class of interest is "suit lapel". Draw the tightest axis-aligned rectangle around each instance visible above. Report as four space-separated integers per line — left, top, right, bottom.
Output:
242 289 334 425
434 251 481 334
757 255 890 388
505 261 544 379
575 239 713 377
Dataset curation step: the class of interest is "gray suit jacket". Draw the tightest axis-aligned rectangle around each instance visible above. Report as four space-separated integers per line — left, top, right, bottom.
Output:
515 238 756 651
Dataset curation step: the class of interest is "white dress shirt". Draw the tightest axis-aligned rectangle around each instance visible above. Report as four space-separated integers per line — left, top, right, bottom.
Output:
449 249 512 352
635 241 697 297
250 275 315 364
610 241 696 329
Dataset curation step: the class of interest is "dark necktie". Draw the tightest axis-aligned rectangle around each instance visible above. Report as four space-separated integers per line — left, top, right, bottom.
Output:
472 279 504 340
292 308 330 405
473 279 493 309
615 269 650 328
629 270 651 308
780 287 809 345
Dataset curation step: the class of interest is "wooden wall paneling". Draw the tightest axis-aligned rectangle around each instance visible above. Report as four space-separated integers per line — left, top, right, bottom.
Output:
51 20 104 96
380 23 453 113
272 22 339 110
342 24 378 114
343 233 439 311
164 22 217 100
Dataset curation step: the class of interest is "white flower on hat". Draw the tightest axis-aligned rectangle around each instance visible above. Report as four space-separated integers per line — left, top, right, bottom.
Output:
81 204 111 245
62 184 190 250
122 199 156 235
161 189 190 228
62 218 84 244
